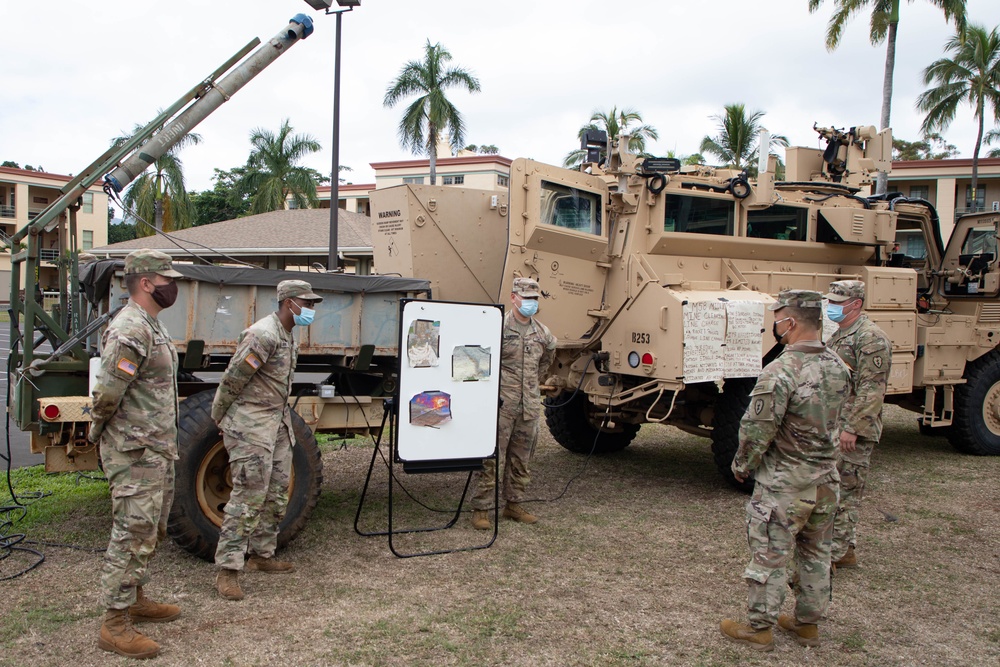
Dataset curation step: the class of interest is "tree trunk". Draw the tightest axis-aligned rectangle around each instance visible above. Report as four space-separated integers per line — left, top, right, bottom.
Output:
154 198 164 233
876 15 899 196
427 123 438 185
971 99 985 213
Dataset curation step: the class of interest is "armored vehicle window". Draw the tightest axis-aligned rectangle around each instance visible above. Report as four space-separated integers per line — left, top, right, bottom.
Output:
961 226 998 256
664 195 733 235
540 181 602 235
746 205 808 241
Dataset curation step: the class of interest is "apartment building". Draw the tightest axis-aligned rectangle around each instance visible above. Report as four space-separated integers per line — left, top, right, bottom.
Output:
0 166 109 301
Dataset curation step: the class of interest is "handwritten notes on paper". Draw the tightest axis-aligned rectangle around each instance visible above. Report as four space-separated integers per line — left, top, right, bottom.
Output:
683 300 765 383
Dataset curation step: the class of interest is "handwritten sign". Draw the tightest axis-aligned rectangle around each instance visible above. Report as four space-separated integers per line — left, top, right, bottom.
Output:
683 299 765 383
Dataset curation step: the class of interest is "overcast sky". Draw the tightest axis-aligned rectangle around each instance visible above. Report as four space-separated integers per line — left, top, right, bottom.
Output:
4 0 1000 199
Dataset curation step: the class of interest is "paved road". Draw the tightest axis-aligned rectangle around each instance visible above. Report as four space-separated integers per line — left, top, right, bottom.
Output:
1 323 45 469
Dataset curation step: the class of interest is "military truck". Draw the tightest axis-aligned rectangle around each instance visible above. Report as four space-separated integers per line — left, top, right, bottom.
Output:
370 124 1000 490
5 15 428 560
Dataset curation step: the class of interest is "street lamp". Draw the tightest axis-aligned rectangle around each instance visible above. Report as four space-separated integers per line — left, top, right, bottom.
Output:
304 0 360 272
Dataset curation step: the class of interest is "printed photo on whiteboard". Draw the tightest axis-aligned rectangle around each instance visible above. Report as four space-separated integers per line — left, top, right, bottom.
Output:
409 391 453 427
452 345 491 382
407 319 440 368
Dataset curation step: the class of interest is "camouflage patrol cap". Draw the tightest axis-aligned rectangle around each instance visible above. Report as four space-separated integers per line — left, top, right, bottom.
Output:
512 277 541 298
769 289 824 311
124 248 183 277
277 279 323 303
825 280 865 303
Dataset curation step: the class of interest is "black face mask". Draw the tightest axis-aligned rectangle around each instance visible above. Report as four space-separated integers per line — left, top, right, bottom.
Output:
151 281 178 308
772 317 791 345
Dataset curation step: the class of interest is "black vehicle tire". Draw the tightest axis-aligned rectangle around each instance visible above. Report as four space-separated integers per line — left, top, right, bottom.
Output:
544 391 639 454
167 390 324 561
948 350 1000 455
711 378 756 493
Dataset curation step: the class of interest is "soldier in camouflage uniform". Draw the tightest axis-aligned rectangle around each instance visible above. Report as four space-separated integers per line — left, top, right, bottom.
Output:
90 249 183 660
212 280 322 601
824 280 892 569
721 290 851 651
470 277 557 529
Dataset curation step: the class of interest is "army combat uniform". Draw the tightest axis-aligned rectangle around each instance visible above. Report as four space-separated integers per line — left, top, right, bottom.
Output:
825 282 892 563
212 312 299 570
471 308 556 511
90 252 181 614
731 293 850 633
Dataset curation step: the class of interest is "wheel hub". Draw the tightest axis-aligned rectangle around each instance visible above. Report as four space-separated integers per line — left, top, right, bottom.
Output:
982 382 1000 437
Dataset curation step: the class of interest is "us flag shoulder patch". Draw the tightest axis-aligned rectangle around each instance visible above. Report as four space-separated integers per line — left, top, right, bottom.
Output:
117 358 138 376
245 353 262 370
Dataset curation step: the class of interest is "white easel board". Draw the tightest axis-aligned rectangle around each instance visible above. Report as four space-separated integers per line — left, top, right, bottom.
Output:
396 299 503 462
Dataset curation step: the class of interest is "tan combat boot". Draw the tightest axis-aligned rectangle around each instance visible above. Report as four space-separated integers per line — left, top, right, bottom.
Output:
720 619 774 652
778 613 821 647
834 544 858 568
97 609 160 659
502 502 538 524
129 585 181 623
470 510 491 530
245 554 295 573
216 568 244 601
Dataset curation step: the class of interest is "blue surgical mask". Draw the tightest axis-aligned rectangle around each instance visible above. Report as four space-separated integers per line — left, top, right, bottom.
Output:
826 302 846 323
517 298 539 317
292 302 316 327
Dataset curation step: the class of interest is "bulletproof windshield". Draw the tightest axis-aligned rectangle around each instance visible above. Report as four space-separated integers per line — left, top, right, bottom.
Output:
664 194 734 235
540 181 602 235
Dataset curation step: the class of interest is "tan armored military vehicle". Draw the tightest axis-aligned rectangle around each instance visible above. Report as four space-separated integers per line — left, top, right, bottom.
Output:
371 125 1000 489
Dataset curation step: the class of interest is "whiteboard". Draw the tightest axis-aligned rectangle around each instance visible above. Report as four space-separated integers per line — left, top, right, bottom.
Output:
396 300 503 462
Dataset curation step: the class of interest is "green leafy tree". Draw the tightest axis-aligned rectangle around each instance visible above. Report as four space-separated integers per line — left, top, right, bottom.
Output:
465 144 500 155
111 123 201 235
233 119 322 214
917 23 1000 203
384 40 482 185
564 106 659 169
699 103 788 175
892 133 959 160
808 0 967 194
108 221 137 244
1 161 20 168
190 167 251 226
986 127 1000 158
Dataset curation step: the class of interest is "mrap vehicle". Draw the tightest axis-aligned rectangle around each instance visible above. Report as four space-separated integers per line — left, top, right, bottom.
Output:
370 124 1000 490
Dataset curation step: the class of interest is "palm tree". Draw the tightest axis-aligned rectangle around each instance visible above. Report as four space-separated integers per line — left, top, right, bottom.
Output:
986 127 1000 158
699 104 788 174
917 24 1000 207
808 0 967 195
563 106 659 169
384 40 481 185
111 125 201 235
233 119 322 214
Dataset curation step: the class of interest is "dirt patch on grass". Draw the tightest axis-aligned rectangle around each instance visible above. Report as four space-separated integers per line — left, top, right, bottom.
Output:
3 405 999 666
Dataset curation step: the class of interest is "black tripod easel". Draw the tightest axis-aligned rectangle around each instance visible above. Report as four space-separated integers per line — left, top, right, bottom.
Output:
353 397 498 558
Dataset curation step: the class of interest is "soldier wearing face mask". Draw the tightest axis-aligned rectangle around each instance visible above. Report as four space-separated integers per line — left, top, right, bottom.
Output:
823 280 892 570
91 249 184 659
470 276 556 530
212 279 323 600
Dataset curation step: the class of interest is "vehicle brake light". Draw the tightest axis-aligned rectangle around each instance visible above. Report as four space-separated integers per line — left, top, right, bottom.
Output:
42 404 61 420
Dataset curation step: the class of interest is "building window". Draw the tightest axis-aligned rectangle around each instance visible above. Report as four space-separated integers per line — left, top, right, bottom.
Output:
82 192 94 214
82 230 93 250
909 185 929 200
442 175 465 185
966 185 986 211
497 175 509 187
403 177 424 185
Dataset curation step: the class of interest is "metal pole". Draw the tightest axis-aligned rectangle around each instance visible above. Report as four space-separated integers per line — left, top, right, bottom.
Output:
328 10 343 271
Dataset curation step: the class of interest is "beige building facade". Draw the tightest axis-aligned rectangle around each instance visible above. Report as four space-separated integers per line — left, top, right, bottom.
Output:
0 166 109 301
887 157 1000 241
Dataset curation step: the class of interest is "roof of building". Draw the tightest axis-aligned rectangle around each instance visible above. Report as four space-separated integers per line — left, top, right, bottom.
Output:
370 155 512 170
91 208 372 256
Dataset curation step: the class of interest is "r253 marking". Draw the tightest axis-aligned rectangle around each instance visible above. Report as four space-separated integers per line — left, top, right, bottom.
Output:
631 332 650 344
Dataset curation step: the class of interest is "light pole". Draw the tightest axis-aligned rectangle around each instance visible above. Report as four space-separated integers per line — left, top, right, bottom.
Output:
304 0 360 272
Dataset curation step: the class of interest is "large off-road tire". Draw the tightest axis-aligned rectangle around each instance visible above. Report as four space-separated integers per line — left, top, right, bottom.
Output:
948 350 1000 455
167 390 324 561
711 378 756 493
544 391 639 454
